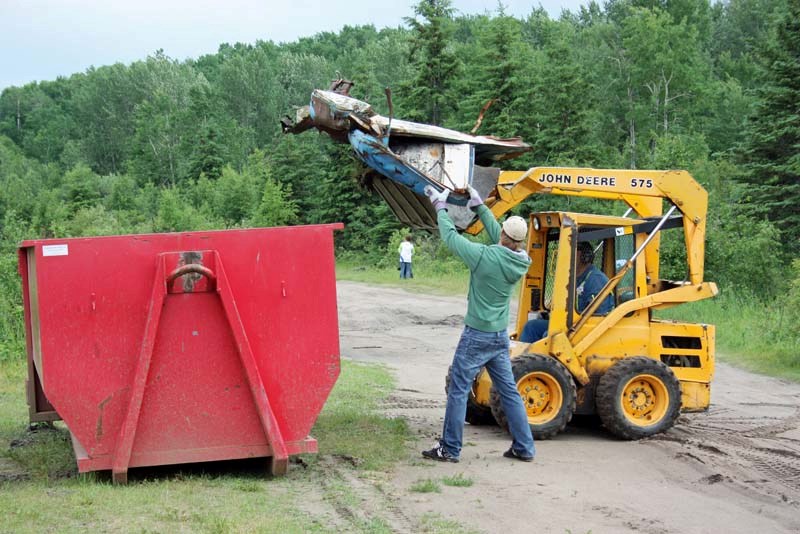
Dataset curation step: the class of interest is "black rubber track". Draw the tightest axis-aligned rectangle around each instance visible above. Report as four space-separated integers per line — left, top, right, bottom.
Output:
595 356 681 440
489 354 577 440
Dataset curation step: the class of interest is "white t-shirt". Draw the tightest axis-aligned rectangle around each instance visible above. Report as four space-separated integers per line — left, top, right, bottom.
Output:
399 241 414 263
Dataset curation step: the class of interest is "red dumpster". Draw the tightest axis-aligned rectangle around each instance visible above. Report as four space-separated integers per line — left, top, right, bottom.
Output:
18 224 342 483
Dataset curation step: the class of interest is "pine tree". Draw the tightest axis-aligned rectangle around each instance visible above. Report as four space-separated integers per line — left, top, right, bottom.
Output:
187 127 225 181
402 0 460 126
453 10 529 138
738 0 800 255
527 30 601 165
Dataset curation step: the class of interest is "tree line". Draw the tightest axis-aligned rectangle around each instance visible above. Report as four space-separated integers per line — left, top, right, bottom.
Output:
0 0 798 359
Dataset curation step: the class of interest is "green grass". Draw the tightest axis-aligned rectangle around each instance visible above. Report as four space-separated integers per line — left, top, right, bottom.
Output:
336 260 469 296
441 473 474 487
0 359 411 533
311 361 410 471
420 513 481 534
0 475 325 533
410 478 441 493
0 362 26 437
4 423 75 480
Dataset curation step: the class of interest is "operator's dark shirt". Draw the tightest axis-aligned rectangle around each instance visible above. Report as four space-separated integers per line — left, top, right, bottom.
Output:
576 264 613 314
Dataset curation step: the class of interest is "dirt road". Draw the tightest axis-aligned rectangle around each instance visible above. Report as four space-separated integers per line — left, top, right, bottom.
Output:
320 281 800 534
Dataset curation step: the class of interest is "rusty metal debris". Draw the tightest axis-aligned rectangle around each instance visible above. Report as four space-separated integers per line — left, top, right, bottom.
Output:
281 78 531 230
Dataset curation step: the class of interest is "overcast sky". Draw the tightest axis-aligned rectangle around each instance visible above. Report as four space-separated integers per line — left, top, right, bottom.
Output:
1 0 586 91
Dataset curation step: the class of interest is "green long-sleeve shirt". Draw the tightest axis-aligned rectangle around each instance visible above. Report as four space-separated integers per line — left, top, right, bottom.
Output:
437 205 531 332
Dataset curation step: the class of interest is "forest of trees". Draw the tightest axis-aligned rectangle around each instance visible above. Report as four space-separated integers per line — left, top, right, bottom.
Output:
0 0 798 360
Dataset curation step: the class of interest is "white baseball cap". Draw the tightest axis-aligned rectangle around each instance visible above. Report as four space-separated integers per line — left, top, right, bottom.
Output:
502 216 527 241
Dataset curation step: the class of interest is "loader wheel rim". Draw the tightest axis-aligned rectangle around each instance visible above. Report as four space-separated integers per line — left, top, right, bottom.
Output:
517 372 563 424
620 374 669 426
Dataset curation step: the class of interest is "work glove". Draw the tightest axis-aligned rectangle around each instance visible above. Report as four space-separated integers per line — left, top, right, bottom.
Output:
424 186 450 211
467 185 483 209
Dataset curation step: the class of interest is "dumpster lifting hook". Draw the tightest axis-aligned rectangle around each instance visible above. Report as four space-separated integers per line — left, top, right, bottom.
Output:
167 264 217 285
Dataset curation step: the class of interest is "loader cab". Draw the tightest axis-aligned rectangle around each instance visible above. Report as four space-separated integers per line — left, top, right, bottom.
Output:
512 211 649 342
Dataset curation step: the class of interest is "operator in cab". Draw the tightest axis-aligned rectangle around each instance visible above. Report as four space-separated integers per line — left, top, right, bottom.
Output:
520 241 613 342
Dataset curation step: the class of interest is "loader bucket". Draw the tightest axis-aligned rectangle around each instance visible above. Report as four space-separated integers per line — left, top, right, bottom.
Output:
19 224 342 483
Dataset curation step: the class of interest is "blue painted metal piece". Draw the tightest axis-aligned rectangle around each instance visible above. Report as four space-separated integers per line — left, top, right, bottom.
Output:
347 129 470 206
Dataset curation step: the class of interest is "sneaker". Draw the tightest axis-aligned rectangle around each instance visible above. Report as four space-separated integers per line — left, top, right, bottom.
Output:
503 448 534 462
422 443 459 463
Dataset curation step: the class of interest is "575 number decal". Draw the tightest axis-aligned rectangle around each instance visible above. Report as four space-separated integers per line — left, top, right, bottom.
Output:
631 178 653 188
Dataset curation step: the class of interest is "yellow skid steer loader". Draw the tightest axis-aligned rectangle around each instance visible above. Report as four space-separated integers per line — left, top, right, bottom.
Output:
284 83 718 439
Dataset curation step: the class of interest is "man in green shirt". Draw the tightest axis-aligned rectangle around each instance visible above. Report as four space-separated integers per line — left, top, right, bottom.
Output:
421 185 535 463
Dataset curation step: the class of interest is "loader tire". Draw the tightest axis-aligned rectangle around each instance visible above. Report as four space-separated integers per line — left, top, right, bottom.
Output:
489 354 576 440
595 356 681 440
445 366 495 425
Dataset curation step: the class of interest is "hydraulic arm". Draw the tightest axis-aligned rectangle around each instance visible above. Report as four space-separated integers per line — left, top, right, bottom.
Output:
470 167 710 288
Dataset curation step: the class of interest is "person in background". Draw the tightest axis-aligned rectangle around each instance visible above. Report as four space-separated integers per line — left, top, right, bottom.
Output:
421 185 535 463
520 241 613 342
398 235 415 279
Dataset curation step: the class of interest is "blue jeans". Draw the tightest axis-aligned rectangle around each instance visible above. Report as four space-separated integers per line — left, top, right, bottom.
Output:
400 262 413 278
520 319 549 342
441 326 535 459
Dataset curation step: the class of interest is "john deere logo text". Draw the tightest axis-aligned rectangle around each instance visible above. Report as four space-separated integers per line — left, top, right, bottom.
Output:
538 173 617 186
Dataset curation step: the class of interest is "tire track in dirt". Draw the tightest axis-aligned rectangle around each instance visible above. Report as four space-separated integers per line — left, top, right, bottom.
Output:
315 456 419 534
591 505 670 534
652 407 800 503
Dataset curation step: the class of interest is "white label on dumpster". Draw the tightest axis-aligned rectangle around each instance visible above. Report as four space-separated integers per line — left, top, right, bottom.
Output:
42 244 69 257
